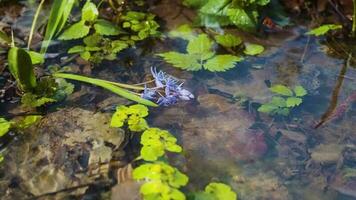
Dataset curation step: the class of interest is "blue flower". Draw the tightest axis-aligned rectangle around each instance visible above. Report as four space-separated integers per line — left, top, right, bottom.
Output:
141 67 194 106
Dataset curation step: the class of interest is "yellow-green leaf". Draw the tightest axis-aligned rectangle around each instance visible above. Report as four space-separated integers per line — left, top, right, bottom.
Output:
204 55 242 72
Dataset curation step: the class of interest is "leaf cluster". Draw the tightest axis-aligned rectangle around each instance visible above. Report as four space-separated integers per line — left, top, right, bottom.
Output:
140 128 182 161
194 182 237 200
0 115 42 137
183 0 270 31
110 104 149 132
158 33 243 72
258 85 307 116
60 1 159 63
133 162 188 200
306 24 342 36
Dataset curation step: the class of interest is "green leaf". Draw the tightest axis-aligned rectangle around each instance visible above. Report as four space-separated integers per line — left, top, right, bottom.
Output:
68 45 86 53
0 118 11 137
53 73 158 107
59 21 90 40
244 43 264 55
81 1 98 22
15 115 42 129
27 50 45 64
80 51 91 60
158 52 202 71
258 103 278 113
294 85 307 97
94 19 122 36
269 84 293 96
214 34 242 48
204 182 237 200
168 24 195 40
40 0 75 54
0 30 11 45
83 34 102 47
204 55 242 72
306 24 342 36
270 96 286 107
111 40 129 53
227 8 256 31
21 93 56 108
8 47 37 92
286 97 302 107
187 34 213 56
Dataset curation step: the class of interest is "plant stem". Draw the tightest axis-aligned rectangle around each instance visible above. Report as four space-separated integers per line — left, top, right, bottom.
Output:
353 0 356 37
27 0 45 49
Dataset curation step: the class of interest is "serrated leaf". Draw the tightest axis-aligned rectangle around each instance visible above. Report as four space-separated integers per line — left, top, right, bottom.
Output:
269 84 293 96
214 34 242 48
187 34 213 57
258 103 278 113
204 55 242 72
82 1 98 22
111 40 129 53
244 43 264 55
158 52 202 71
94 19 122 36
59 21 90 40
21 93 56 108
0 118 11 137
270 96 286 107
205 182 237 200
294 85 307 97
306 24 342 36
15 115 42 129
286 97 302 107
83 34 102 47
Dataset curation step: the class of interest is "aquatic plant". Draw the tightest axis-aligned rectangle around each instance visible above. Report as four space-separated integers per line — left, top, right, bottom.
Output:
61 1 160 63
0 118 11 137
159 33 243 72
111 104 238 200
0 115 42 137
183 0 270 31
258 85 307 116
306 24 342 36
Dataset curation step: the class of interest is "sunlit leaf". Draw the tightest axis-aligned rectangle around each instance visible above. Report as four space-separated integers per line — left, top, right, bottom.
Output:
27 50 45 64
214 34 242 48
187 34 213 56
294 85 307 97
258 103 278 113
204 182 237 200
81 1 98 22
306 24 342 36
204 55 242 72
244 43 264 55
269 84 293 96
227 8 256 31
158 52 202 71
286 97 302 107
0 118 11 137
168 24 195 40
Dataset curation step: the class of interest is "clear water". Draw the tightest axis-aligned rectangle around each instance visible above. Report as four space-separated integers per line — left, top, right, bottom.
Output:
0 1 356 199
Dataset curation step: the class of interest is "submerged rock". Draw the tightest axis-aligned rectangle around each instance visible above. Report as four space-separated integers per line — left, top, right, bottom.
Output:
0 108 125 199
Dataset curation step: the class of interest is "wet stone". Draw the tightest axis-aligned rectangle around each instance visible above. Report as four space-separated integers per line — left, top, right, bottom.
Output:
0 108 125 199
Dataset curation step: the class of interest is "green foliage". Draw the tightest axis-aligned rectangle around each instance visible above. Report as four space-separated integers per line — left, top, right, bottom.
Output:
183 0 270 31
140 128 182 161
195 182 237 200
133 162 189 200
40 0 76 54
243 43 264 55
168 24 196 40
53 73 157 106
8 47 37 92
214 34 242 48
0 118 12 137
258 85 307 116
158 34 242 72
306 24 342 36
21 93 56 108
61 2 159 63
111 104 149 131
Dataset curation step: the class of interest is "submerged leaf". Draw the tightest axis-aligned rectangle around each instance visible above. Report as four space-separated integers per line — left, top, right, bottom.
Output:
204 182 237 200
168 24 195 40
306 24 342 36
294 86 307 97
286 97 302 107
94 19 123 36
204 55 242 72
214 34 242 48
158 52 202 71
244 43 264 55
269 84 293 96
